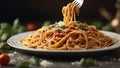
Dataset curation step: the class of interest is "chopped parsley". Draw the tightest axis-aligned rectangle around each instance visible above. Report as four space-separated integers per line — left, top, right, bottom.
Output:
60 25 67 29
78 23 88 29
54 29 61 32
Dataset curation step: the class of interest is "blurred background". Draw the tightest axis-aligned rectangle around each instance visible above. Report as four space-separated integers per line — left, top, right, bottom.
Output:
0 0 120 53
0 0 119 32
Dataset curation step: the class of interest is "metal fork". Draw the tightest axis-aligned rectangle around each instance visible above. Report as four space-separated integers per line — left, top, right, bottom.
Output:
72 0 84 8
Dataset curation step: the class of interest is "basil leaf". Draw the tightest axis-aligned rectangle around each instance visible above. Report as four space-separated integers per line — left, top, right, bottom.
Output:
0 42 14 53
81 58 95 66
17 61 30 68
43 21 51 26
102 24 115 31
0 23 11 30
1 33 10 41
13 18 19 29
29 56 40 66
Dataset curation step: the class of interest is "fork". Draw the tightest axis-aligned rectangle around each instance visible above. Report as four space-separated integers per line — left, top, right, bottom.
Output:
72 0 84 8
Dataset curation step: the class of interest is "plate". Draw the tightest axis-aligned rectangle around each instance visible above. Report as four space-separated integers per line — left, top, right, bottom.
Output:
7 31 120 58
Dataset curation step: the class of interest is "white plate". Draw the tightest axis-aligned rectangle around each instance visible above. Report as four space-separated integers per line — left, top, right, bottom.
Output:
7 31 120 57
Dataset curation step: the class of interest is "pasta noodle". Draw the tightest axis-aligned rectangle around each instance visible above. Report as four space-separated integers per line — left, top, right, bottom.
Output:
21 3 114 50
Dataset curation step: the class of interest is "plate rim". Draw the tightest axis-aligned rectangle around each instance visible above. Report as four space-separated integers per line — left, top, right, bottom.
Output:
7 30 120 53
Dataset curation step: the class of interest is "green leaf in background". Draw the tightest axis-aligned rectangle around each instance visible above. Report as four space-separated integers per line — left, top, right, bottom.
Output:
0 24 12 37
0 42 14 53
17 61 30 68
81 58 95 67
16 56 40 68
102 24 115 31
1 33 10 41
0 30 4 37
17 26 26 33
0 23 11 30
12 18 19 29
0 18 26 53
43 21 51 26
90 21 103 29
29 56 40 66
12 18 26 34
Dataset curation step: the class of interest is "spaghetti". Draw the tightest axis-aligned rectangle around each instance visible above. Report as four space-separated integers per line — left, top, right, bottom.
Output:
21 3 114 50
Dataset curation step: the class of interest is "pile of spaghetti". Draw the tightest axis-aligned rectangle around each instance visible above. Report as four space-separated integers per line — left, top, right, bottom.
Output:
21 3 114 50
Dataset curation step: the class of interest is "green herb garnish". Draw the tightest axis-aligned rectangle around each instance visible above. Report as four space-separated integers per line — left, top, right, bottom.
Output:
55 29 61 32
78 23 88 29
81 58 95 67
60 25 67 29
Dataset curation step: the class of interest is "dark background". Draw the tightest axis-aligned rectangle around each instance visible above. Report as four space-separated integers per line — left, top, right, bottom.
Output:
0 0 117 24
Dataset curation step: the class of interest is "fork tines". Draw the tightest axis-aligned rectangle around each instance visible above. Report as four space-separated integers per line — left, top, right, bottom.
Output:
72 0 81 8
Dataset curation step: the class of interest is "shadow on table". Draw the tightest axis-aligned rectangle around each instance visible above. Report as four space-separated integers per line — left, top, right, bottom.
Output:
15 48 120 61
